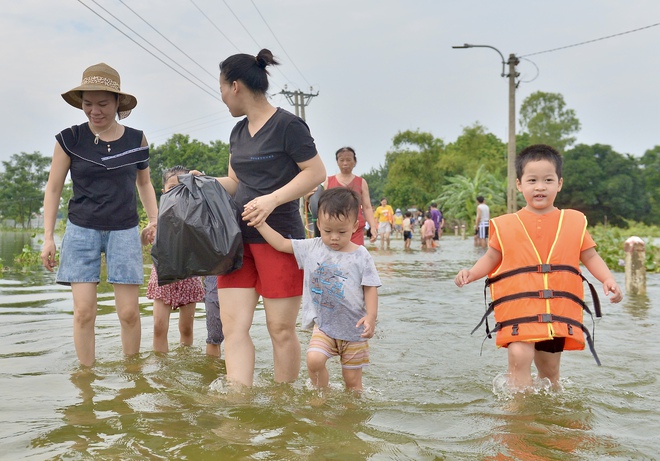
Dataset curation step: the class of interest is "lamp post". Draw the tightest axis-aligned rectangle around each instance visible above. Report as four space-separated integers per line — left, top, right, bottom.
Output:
452 43 519 213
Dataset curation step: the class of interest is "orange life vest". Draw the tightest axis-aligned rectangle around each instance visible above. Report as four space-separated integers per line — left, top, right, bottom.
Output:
472 209 602 363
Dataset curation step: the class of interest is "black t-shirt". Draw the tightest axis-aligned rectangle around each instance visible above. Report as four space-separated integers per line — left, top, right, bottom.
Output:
55 123 149 230
230 108 317 243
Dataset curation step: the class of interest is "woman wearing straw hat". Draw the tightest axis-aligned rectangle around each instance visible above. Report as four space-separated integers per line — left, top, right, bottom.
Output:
40 63 158 367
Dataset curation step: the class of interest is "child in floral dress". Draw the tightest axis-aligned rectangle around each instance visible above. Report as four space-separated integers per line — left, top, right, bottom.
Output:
143 166 205 353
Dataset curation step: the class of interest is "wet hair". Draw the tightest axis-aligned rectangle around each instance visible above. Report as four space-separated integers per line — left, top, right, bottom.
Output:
219 48 279 94
335 146 357 161
162 165 190 186
405 211 412 217
317 187 360 222
477 196 485 203
431 202 437 208
516 144 563 180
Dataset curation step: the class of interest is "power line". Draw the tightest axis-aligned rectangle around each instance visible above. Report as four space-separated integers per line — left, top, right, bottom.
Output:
189 0 241 52
249 0 313 88
189 0 290 92
117 0 216 80
222 0 261 49
77 0 222 102
520 22 660 57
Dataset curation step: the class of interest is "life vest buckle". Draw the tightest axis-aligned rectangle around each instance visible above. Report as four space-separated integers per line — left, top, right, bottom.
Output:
538 264 552 273
537 313 553 323
539 289 554 299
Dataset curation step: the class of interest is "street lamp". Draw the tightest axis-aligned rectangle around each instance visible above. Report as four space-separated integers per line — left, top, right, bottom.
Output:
452 43 519 213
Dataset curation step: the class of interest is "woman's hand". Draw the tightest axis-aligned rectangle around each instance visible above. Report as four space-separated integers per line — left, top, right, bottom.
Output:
242 194 278 227
40 238 58 272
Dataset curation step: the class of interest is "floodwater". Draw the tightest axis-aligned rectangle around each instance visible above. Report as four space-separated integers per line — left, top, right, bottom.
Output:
0 230 658 460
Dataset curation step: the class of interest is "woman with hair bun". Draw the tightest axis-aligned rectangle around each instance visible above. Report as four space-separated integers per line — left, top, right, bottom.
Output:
208 49 326 387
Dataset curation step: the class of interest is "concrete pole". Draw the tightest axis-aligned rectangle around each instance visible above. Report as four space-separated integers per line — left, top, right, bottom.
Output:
624 236 646 296
507 54 519 214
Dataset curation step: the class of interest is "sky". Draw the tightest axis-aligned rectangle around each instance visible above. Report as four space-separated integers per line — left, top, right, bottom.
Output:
2 1 660 177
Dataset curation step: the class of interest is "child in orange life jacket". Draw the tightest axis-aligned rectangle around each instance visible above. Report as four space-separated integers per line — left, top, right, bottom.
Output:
454 144 622 391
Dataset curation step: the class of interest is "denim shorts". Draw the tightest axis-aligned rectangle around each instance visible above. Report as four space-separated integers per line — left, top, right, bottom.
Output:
56 220 144 286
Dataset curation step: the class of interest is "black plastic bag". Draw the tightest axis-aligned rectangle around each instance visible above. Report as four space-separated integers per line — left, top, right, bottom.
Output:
151 174 243 286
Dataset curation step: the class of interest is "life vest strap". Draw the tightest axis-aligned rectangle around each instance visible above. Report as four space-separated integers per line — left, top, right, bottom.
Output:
485 264 581 286
489 290 594 317
491 314 601 366
484 264 602 318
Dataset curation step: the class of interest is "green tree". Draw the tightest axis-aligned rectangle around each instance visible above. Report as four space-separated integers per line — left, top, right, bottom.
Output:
361 164 387 207
640 146 660 224
0 152 51 228
558 144 649 226
519 91 581 152
383 130 444 209
434 164 506 227
149 134 230 195
442 123 507 179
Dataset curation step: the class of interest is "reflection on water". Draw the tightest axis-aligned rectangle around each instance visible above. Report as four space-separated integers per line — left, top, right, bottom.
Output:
1 231 659 459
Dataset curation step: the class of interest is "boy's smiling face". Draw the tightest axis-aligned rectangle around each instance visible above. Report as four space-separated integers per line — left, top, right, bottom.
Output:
516 159 563 215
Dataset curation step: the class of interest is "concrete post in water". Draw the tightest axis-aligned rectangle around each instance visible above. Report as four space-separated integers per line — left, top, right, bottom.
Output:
454 225 459 236
624 236 646 296
461 224 466 239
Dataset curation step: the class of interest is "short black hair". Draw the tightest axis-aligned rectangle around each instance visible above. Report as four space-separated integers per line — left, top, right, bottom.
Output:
516 144 563 180
477 196 484 203
162 165 190 186
317 187 360 222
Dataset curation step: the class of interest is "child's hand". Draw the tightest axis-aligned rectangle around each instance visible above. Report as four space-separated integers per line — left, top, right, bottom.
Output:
357 315 376 338
603 278 623 303
455 269 471 287
141 226 155 246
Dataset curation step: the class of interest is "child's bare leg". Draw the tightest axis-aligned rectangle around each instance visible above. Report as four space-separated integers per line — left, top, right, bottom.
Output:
307 350 330 389
507 342 535 390
534 350 562 387
153 299 172 353
342 367 363 392
178 303 196 346
206 343 221 357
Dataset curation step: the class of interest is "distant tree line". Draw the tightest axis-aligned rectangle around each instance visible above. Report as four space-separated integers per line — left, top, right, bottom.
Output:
1 91 659 230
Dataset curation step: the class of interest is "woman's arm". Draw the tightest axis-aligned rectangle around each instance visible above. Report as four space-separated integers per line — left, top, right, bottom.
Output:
243 154 326 227
40 143 71 271
361 178 378 241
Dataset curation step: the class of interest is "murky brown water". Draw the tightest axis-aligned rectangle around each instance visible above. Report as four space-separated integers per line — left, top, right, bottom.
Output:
0 231 657 460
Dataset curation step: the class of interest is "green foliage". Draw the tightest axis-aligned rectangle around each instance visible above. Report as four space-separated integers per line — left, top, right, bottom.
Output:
519 91 581 152
435 165 506 226
13 242 46 269
149 134 230 199
588 222 660 273
361 165 387 206
639 146 660 225
443 123 507 179
558 144 649 226
0 152 51 228
383 130 445 209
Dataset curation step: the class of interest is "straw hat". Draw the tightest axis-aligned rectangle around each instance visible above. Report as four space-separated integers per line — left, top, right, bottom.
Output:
61 63 137 119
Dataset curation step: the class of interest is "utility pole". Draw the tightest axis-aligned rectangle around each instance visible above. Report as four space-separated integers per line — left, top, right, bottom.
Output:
452 44 520 213
280 86 319 121
507 53 519 214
